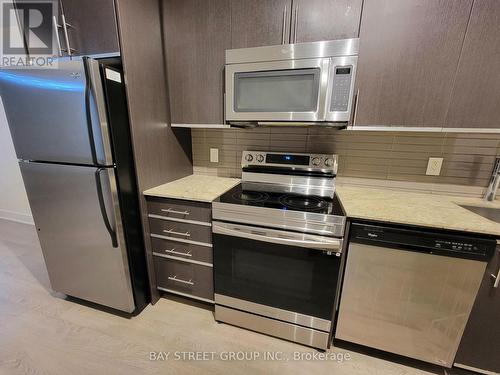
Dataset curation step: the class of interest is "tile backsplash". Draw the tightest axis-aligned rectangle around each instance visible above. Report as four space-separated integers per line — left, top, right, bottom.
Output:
191 128 500 187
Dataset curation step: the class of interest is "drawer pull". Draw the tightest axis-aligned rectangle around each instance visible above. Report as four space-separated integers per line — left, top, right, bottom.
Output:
163 229 191 237
161 208 190 216
168 275 194 286
164 248 192 257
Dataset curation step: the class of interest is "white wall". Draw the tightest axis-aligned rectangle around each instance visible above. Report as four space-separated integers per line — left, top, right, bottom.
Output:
0 96 33 224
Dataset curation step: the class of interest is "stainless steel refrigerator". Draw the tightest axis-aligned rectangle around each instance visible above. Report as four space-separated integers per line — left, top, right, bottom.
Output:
0 56 149 314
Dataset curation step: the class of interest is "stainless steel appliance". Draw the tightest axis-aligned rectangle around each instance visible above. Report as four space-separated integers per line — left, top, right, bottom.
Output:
212 151 346 349
484 157 500 201
336 223 497 367
0 56 149 314
225 39 358 126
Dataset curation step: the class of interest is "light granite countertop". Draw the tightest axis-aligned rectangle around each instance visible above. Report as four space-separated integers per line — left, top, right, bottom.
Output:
143 175 240 203
336 185 500 237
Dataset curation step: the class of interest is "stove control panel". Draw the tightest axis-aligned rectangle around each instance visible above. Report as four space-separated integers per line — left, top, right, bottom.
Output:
242 151 338 172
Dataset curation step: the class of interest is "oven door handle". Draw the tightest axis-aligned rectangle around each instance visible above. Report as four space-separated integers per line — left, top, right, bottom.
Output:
213 222 342 252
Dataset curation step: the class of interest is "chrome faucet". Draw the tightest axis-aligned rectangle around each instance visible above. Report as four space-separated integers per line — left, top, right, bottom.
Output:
484 157 500 201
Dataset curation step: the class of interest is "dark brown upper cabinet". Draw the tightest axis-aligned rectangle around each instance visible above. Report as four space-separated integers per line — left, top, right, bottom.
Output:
10 0 58 57
230 0 362 49
163 0 231 124
230 0 292 49
59 0 119 56
353 0 473 127
11 0 118 58
444 0 500 129
291 0 362 43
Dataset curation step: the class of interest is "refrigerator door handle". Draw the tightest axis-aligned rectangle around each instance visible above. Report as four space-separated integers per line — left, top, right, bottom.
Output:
85 58 115 166
95 168 118 248
82 57 99 165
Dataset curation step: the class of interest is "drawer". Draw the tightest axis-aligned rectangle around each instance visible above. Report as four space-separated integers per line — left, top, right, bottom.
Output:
151 237 213 264
149 218 212 244
154 257 213 301
147 197 211 223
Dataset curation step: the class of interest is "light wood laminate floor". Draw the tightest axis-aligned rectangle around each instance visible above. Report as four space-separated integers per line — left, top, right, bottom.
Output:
0 219 448 375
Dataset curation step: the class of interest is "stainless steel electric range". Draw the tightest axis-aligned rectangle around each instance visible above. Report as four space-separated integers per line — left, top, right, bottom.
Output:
212 151 346 350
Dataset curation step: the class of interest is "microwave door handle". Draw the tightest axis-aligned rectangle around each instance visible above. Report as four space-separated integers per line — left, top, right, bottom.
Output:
213 224 342 252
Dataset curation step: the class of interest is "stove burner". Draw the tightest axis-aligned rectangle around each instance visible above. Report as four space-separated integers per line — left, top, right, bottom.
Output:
279 195 328 212
232 191 269 202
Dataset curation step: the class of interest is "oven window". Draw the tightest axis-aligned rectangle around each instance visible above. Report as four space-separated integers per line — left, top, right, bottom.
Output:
213 234 340 320
234 68 320 112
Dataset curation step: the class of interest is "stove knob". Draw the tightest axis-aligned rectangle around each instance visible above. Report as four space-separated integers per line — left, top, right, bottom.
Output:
324 158 335 167
311 157 321 166
245 154 253 162
256 154 264 162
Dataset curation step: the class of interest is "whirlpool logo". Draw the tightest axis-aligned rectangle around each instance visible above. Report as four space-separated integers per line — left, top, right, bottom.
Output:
1 0 58 68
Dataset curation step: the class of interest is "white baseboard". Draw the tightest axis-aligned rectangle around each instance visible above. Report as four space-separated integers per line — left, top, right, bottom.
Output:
0 209 34 225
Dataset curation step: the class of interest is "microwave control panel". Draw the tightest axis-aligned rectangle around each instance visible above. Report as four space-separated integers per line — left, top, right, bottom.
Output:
330 66 353 112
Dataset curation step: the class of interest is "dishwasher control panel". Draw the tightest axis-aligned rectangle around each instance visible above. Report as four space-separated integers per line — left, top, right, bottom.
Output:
351 223 497 261
433 240 477 253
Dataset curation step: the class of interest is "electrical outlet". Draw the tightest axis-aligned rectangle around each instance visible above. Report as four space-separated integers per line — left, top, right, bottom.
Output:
426 157 443 176
210 148 219 163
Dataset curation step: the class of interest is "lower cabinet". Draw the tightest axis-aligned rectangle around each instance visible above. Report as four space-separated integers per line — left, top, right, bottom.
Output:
454 247 500 373
146 197 214 303
154 257 214 301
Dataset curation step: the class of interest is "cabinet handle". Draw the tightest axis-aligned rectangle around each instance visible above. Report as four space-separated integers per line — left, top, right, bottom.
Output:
161 208 190 216
492 268 500 288
293 5 299 43
164 248 192 257
352 89 360 127
52 16 63 56
281 6 287 44
168 275 194 286
163 229 191 238
61 13 74 56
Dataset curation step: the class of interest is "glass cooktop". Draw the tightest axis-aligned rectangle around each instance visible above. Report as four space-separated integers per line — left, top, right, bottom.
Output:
216 184 344 216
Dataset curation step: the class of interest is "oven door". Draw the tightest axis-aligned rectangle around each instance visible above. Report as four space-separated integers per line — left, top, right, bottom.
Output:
213 221 342 331
225 58 330 122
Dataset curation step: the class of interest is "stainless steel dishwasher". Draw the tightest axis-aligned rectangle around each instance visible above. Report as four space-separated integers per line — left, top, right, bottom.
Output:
335 223 496 368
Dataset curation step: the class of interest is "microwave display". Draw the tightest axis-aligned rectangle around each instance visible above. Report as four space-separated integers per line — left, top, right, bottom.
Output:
336 67 351 75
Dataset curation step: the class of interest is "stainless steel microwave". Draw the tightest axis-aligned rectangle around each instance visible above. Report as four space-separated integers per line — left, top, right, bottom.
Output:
225 38 359 126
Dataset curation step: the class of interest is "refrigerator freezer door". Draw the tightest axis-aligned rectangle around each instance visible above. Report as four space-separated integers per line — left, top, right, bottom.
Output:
19 161 135 312
0 58 108 165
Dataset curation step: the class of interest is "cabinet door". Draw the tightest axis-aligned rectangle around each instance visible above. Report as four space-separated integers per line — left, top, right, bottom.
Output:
230 0 291 49
60 0 119 55
292 0 362 43
164 0 231 124
9 0 58 57
354 0 472 127
445 0 500 129
454 248 500 373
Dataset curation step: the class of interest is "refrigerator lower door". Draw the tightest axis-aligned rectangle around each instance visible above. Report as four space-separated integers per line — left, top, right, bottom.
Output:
20 161 136 313
0 58 110 165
